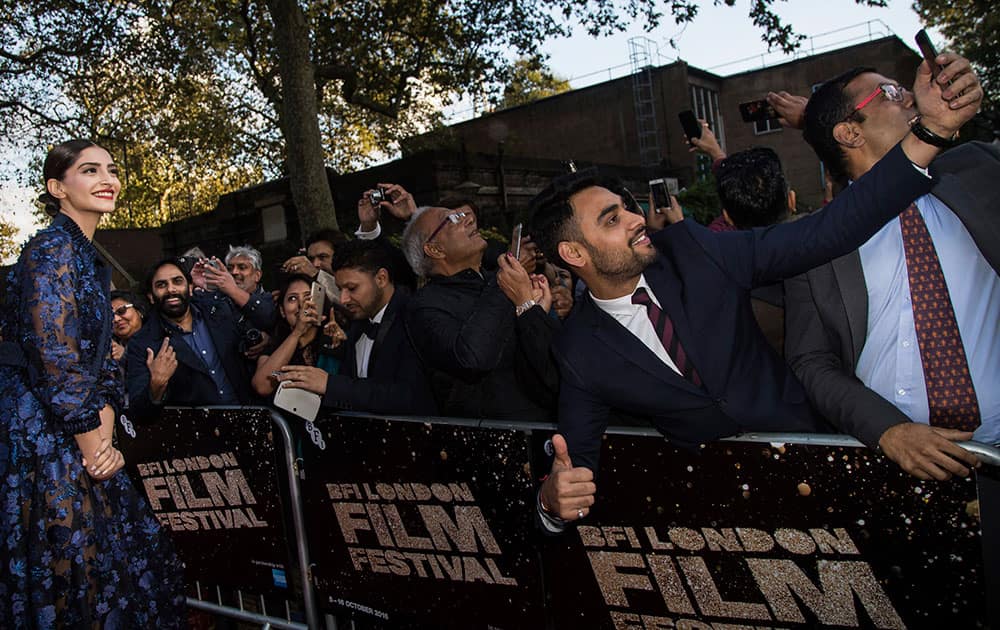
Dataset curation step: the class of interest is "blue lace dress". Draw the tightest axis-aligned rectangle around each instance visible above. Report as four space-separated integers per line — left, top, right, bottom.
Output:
0 214 185 628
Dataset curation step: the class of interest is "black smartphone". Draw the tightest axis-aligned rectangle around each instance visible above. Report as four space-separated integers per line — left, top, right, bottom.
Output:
738 99 779 123
678 110 702 140
649 179 670 210
915 29 941 80
510 224 523 259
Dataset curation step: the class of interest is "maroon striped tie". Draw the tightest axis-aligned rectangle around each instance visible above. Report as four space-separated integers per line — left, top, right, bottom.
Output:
900 204 980 431
632 287 701 385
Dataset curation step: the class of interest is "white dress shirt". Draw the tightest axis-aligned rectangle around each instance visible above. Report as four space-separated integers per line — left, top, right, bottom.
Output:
354 303 388 378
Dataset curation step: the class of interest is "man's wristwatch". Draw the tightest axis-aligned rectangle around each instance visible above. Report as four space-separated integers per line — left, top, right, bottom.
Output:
909 115 959 148
515 299 537 316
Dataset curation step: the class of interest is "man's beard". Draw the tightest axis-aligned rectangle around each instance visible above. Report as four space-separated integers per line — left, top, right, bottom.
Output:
583 237 656 282
348 285 385 321
156 291 191 319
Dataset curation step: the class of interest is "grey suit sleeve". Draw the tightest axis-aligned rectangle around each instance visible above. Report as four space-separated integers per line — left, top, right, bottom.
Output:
784 271 910 449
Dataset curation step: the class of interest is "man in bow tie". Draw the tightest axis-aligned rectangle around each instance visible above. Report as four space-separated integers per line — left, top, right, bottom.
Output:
277 239 437 415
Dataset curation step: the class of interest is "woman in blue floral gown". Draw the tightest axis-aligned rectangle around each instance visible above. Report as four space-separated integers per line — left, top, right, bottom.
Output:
0 140 185 628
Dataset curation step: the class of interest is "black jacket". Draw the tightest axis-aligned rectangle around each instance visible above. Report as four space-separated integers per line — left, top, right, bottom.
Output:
405 268 559 422
127 296 253 417
322 289 437 415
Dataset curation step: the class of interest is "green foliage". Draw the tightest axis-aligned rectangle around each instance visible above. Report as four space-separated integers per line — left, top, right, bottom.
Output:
676 173 721 226
0 220 18 261
495 57 572 110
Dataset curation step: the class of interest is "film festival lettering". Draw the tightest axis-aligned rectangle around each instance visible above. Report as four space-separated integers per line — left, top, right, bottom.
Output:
328 481 519 587
580 524 905 630
135 452 270 532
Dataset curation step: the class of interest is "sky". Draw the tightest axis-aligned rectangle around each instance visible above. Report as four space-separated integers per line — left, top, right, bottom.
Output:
2 1 933 264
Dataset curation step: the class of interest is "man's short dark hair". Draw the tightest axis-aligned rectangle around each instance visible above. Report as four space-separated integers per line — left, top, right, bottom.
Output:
529 167 638 266
714 147 789 229
330 238 396 283
803 66 877 182
145 257 193 294
306 228 348 249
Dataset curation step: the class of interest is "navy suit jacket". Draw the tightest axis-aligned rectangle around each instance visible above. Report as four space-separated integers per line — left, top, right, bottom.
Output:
554 142 935 472
322 290 438 415
127 296 253 418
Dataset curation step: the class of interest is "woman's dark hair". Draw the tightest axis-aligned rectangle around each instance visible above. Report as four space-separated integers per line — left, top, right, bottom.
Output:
38 139 99 217
110 289 148 320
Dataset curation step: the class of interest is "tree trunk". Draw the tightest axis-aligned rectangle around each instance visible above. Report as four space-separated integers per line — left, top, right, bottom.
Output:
264 0 340 237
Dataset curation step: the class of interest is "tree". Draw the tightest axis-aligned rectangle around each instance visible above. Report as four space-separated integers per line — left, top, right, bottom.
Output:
914 0 999 108
0 219 18 262
496 57 572 110
1 0 891 235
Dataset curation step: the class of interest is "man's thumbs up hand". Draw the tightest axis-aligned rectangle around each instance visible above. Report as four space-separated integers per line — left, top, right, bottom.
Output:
540 433 596 521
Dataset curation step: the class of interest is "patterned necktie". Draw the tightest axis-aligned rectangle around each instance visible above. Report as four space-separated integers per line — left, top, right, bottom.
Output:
900 204 980 431
631 287 701 385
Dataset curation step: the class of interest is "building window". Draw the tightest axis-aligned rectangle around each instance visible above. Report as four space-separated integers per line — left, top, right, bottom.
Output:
754 118 783 135
690 84 725 153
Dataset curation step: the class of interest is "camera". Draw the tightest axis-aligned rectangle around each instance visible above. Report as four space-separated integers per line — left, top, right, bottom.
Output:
368 187 390 206
240 327 263 353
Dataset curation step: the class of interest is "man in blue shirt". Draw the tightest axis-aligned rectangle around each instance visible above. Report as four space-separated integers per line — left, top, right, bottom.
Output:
127 258 254 417
785 61 997 481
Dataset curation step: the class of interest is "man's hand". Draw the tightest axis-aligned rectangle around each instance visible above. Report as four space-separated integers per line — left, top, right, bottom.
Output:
278 365 330 395
878 423 980 480
357 193 381 232
201 258 240 296
244 330 270 360
914 52 983 138
766 91 808 130
497 252 536 306
540 434 596 521
551 283 574 319
686 119 726 162
282 255 320 279
146 338 178 401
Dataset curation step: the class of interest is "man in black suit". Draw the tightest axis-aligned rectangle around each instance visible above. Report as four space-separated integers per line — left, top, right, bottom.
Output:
529 53 981 527
127 258 254 416
785 64 998 481
275 239 437 415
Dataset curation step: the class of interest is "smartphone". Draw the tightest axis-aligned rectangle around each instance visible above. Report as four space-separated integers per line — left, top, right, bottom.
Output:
678 110 702 140
510 223 523 259
738 99 779 123
649 179 670 210
206 258 224 271
915 29 941 80
310 281 325 313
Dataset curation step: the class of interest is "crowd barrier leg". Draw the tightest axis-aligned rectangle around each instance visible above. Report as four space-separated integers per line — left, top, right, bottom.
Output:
269 409 322 629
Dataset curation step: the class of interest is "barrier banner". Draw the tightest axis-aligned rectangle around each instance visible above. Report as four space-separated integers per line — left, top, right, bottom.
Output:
119 407 294 596
297 414 545 628
540 433 992 629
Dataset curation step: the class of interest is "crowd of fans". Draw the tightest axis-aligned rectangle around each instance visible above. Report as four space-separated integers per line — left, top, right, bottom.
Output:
106 55 995 528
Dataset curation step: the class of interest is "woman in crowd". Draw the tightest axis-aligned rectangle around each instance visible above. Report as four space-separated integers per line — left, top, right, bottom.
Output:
110 289 146 364
0 139 185 628
252 274 347 396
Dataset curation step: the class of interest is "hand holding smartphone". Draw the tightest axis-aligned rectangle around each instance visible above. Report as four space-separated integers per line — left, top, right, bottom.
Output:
915 29 941 80
678 110 702 140
648 179 670 210
509 224 523 260
738 99 779 123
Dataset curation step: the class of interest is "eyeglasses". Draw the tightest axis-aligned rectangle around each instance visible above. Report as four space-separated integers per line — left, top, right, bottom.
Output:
112 303 135 318
843 83 906 121
425 211 468 245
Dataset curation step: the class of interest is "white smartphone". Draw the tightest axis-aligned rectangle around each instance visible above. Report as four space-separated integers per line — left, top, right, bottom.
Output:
273 380 321 421
310 281 325 313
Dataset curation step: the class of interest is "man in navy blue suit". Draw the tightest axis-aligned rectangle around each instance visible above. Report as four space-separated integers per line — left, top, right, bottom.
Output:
529 52 982 529
276 239 437 415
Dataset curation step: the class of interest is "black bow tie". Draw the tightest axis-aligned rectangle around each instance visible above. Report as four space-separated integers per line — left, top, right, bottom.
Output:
362 320 380 339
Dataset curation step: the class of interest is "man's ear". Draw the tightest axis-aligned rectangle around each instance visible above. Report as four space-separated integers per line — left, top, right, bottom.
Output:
832 120 865 149
557 241 587 270
423 241 445 261
375 267 390 288
787 189 797 215
147 292 154 304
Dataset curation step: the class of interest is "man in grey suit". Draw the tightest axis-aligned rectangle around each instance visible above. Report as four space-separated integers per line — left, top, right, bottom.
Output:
786 61 997 482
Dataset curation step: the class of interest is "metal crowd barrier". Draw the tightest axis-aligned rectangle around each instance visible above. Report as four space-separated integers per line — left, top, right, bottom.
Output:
119 406 1000 629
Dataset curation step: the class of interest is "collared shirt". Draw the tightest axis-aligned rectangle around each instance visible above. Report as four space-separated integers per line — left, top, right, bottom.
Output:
163 304 238 404
856 193 1000 444
590 275 682 377
354 303 388 379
